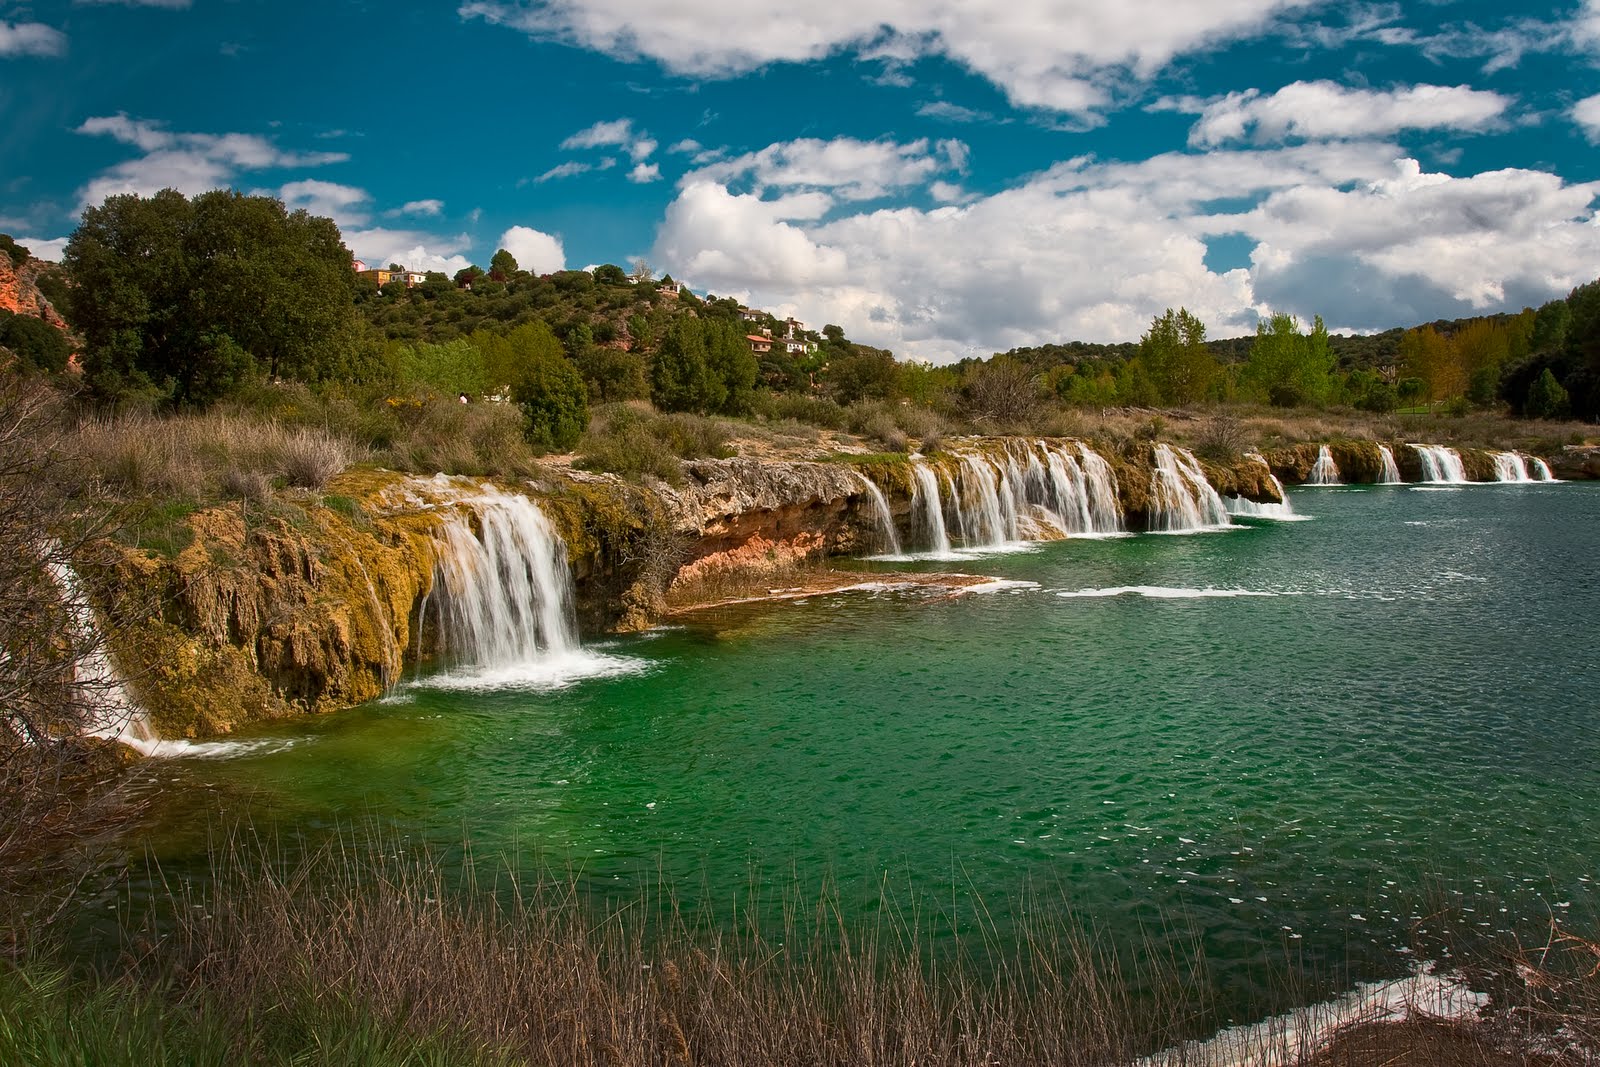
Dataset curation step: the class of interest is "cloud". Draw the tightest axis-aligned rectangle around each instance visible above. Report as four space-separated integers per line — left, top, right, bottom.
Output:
279 179 371 225
14 236 69 262
561 118 635 150
0 21 66 57
558 116 658 171
1574 93 1600 143
916 100 998 124
341 227 474 276
653 141 1600 361
462 0 1309 117
685 136 968 202
391 198 444 216
627 162 661 183
497 225 565 273
533 160 594 183
1158 81 1511 147
76 113 348 207
667 138 703 154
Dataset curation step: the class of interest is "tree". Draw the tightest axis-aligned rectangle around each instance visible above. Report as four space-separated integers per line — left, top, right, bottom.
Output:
1139 308 1217 405
391 339 488 397
1525 368 1570 419
1530 299 1571 354
453 266 483 288
703 319 758 415
825 346 898 405
63 189 363 406
0 312 71 373
592 263 628 286
514 346 589 451
960 358 1041 427
0 234 28 268
1242 312 1335 407
488 248 519 281
651 318 724 413
1397 325 1460 404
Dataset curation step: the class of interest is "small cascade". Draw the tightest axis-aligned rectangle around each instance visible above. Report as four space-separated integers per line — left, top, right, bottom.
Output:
910 462 952 554
1411 444 1468 484
1378 445 1403 484
1148 444 1232 533
957 455 1016 547
1532 457 1556 481
1491 451 1533 483
1077 445 1124 533
855 474 902 555
45 557 159 753
1226 453 1298 520
1307 445 1342 485
1020 440 1123 536
428 485 580 670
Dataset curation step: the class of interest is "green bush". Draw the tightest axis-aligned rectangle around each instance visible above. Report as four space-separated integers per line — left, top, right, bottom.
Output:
0 312 72 373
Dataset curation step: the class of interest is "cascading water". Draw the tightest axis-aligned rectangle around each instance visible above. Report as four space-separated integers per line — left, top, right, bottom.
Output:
422 484 631 689
957 455 1017 547
1021 441 1123 537
1378 445 1403 484
1226 453 1299 520
1491 452 1533 483
1533 457 1556 481
1307 445 1342 485
910 463 952 554
1148 445 1232 533
1411 444 1468 484
45 557 159 754
855 474 902 555
1077 445 1124 533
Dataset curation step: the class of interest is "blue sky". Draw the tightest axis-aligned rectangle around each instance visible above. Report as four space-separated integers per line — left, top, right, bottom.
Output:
4 0 1600 360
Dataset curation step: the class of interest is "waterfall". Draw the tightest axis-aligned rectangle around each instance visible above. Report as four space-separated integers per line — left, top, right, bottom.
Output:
1378 445 1402 484
1411 444 1468 484
44 557 159 754
1490 452 1532 483
1307 445 1341 485
1533 457 1556 481
1148 445 1232 533
855 474 902 555
1024 441 1123 536
957 455 1016 547
1226 453 1298 520
910 462 952 554
427 485 581 677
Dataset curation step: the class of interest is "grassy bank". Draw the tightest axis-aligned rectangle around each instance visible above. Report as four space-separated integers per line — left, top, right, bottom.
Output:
4 831 1598 1067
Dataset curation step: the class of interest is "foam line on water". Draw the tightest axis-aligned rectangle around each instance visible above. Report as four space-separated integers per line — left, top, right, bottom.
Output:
411 650 648 692
1057 586 1277 600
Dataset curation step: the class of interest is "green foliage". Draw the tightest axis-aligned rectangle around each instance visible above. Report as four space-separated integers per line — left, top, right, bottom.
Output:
1138 308 1217 405
1531 299 1571 354
64 189 363 406
511 343 589 451
592 263 628 286
391 339 487 397
488 248 518 279
825 346 899 405
575 404 732 482
703 318 758 414
0 234 28 267
1242 312 1334 407
1526 368 1570 419
0 312 71 373
650 317 726 414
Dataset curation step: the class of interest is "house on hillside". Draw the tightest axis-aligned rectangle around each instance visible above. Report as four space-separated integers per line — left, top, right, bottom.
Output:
747 334 774 354
356 267 427 288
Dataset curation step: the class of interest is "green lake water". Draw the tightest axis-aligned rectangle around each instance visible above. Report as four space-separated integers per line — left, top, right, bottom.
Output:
130 482 1600 1022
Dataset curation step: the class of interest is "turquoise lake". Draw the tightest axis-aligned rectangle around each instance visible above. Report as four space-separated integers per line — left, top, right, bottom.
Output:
133 481 1600 1023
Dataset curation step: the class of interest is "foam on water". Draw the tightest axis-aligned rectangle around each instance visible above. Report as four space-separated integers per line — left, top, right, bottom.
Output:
1057 586 1278 599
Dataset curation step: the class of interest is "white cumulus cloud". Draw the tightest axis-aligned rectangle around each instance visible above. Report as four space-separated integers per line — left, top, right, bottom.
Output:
279 179 371 225
342 227 474 276
461 0 1309 117
653 140 1600 361
497 225 566 274
1161 81 1511 147
685 137 967 202
0 21 66 57
1573 93 1600 142
14 237 70 262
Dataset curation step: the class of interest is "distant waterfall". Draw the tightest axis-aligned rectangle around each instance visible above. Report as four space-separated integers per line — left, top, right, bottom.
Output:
1491 451 1533 483
1532 457 1555 481
45 557 161 755
428 486 580 670
1412 444 1468 484
1307 445 1342 485
910 462 952 554
855 474 902 555
1378 445 1402 484
1148 445 1232 532
1226 453 1298 520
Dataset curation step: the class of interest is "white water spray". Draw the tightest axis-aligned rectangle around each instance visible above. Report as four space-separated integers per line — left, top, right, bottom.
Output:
1377 445 1402 484
1533 457 1555 481
909 462 952 554
1490 451 1534 483
1148 445 1232 533
1411 444 1468 484
1226 454 1300 520
855 474 902 555
1307 445 1341 485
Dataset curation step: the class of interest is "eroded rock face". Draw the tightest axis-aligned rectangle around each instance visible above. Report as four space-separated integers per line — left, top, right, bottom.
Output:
1551 446 1600 480
0 255 67 326
111 475 439 738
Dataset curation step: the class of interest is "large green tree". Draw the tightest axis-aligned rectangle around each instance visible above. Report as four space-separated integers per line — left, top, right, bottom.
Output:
63 189 363 405
703 319 759 415
651 318 725 414
1138 307 1217 405
1241 312 1334 407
